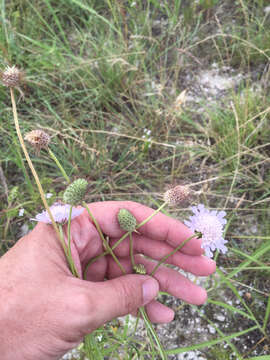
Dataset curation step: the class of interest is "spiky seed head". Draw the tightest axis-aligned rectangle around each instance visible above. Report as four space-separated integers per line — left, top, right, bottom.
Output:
133 263 147 274
164 185 190 206
63 178 88 206
117 208 137 232
1 65 24 87
24 130 51 153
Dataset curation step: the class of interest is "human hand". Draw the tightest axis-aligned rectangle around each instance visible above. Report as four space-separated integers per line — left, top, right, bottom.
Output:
0 201 215 360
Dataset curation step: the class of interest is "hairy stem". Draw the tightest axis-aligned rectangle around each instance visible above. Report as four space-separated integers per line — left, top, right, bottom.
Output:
48 148 70 183
151 234 197 276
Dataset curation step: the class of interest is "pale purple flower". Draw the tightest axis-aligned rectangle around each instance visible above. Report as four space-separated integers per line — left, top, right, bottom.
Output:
31 204 84 224
184 204 228 258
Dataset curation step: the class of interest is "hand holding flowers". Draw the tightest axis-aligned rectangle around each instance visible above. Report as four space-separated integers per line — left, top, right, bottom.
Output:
0 201 216 360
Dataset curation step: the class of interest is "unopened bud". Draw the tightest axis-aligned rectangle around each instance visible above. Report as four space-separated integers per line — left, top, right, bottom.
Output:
164 185 190 206
133 263 147 274
24 130 50 153
63 178 88 206
117 208 137 232
2 65 24 87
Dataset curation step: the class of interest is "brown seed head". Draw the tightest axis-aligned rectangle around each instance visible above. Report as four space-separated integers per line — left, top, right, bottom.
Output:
164 185 190 206
24 130 51 153
1 65 24 87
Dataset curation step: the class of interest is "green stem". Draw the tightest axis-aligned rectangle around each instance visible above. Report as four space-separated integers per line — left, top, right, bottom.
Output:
151 234 197 276
139 307 168 360
67 205 79 277
59 224 79 277
83 202 126 279
85 202 168 268
129 233 135 269
58 225 69 259
10 88 60 239
48 148 70 183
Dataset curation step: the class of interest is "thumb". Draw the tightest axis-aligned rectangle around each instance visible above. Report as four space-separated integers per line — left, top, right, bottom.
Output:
83 275 159 331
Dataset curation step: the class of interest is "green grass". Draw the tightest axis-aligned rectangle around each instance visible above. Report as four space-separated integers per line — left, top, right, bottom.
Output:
1 0 270 358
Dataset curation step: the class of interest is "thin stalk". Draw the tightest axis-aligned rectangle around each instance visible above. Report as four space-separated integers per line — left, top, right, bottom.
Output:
139 307 168 360
59 225 78 277
129 233 135 269
10 88 60 238
83 202 126 279
67 205 79 277
58 225 69 259
48 148 70 183
151 234 197 276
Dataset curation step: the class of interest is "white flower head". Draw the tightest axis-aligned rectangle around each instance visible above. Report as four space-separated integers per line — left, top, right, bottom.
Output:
184 204 228 258
31 203 84 224
18 208 25 217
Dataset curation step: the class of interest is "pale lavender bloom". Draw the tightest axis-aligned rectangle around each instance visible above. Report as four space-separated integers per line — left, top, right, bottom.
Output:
31 204 84 224
184 204 227 258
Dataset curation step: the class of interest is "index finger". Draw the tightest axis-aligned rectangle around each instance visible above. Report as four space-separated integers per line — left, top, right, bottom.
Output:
84 201 203 255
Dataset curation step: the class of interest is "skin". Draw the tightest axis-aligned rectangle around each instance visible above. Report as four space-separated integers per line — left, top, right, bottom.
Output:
0 201 216 360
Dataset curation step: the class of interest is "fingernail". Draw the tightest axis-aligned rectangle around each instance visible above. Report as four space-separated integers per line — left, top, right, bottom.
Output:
142 278 159 305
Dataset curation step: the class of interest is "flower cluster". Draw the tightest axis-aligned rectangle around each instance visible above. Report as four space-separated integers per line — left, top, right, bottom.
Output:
185 204 227 258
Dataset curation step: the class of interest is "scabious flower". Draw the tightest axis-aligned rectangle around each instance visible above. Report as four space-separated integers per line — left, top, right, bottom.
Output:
24 129 51 153
31 203 84 224
1 65 24 87
184 204 227 258
164 185 190 206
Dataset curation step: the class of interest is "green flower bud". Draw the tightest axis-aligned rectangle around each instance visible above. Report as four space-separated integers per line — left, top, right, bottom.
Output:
133 263 147 274
63 178 88 205
117 208 137 232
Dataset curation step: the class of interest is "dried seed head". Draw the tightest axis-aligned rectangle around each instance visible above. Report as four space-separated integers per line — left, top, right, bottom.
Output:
117 208 137 232
63 178 88 206
133 264 147 274
24 130 51 153
1 65 24 87
164 185 190 206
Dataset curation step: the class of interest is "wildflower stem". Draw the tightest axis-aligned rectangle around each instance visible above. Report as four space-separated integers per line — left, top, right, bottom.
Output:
135 201 168 230
67 206 79 277
10 88 60 238
58 225 69 260
83 202 126 279
129 233 135 269
150 234 197 276
139 307 168 360
48 148 70 183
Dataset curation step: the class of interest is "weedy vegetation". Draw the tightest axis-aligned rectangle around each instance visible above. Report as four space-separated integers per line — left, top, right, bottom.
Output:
0 0 270 359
